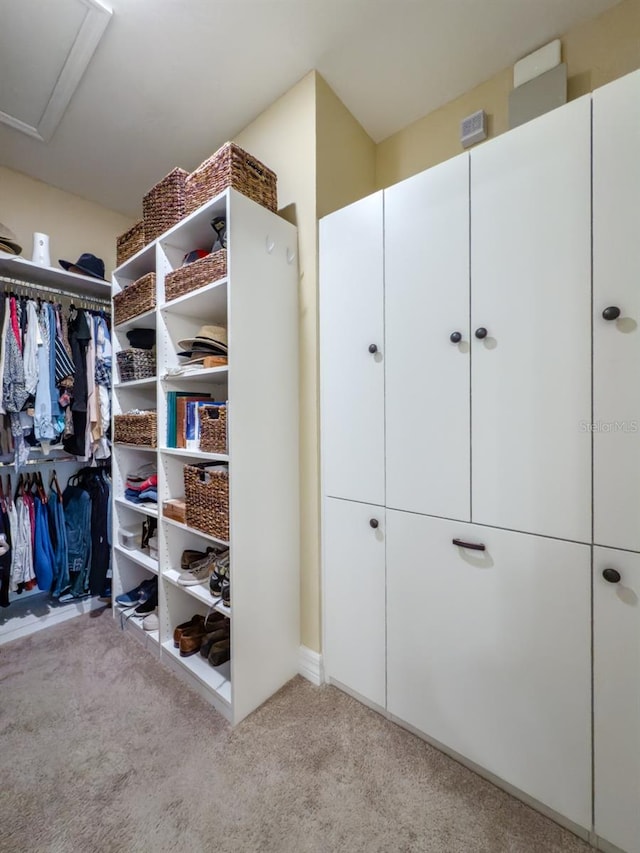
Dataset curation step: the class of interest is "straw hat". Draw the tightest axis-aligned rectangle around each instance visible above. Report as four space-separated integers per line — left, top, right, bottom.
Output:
177 324 228 354
0 222 22 255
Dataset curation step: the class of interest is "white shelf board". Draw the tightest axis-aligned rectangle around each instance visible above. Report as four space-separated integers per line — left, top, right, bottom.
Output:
121 612 160 649
160 278 228 319
164 567 214 605
113 307 157 332
160 193 228 252
162 516 229 547
115 497 158 518
0 253 111 298
113 242 155 281
114 376 157 390
113 443 157 453
161 640 231 705
160 447 229 462
114 543 159 574
161 366 228 386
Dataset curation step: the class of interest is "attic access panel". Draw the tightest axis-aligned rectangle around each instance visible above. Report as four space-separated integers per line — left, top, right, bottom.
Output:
0 0 112 142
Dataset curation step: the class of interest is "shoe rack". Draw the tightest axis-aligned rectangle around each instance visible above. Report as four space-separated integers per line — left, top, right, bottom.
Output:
111 189 300 724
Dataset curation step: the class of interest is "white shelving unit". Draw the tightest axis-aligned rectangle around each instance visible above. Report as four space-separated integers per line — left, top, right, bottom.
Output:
111 188 300 724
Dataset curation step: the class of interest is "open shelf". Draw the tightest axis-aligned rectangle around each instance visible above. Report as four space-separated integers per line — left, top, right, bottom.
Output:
114 543 159 574
162 640 231 706
114 376 157 390
0 253 111 298
163 567 228 612
115 497 158 518
113 307 157 332
120 611 160 650
161 366 228 386
160 278 228 318
162 515 229 546
113 443 157 453
160 447 229 462
113 241 155 281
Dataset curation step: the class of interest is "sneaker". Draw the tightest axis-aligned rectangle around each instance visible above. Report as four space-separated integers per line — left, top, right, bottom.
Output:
134 587 158 616
177 553 216 586
115 577 156 607
180 549 208 571
142 611 159 631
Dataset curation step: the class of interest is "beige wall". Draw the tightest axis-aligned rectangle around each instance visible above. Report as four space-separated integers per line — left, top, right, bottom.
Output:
376 0 640 189
0 166 134 278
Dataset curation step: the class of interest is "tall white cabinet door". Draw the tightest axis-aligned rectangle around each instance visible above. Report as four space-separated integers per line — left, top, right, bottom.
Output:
385 154 471 521
320 193 385 505
470 97 591 542
594 546 640 853
322 497 386 709
593 70 640 553
387 511 591 829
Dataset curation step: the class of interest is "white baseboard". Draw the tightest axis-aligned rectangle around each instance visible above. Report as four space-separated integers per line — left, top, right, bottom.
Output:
0 593 104 645
298 645 324 686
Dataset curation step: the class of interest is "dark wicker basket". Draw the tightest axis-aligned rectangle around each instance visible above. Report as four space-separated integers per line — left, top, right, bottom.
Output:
185 142 277 216
116 220 145 267
113 272 156 326
143 167 189 243
184 463 229 541
114 412 157 447
198 404 227 453
164 250 227 303
116 348 156 383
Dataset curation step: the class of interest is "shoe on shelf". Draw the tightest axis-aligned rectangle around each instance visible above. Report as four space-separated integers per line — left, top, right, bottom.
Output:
179 625 208 657
134 587 158 616
177 558 214 586
173 614 205 648
180 549 208 571
142 611 159 631
199 624 231 658
115 577 156 607
203 610 226 633
221 579 230 608
208 638 231 667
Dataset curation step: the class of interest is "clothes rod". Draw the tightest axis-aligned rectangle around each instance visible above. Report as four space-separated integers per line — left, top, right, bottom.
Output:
0 275 111 309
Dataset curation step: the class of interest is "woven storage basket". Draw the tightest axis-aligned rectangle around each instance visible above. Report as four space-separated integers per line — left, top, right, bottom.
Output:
184 463 229 541
198 404 227 454
113 272 156 326
113 412 157 447
185 142 277 216
116 220 145 267
116 348 155 383
164 250 227 303
143 167 188 243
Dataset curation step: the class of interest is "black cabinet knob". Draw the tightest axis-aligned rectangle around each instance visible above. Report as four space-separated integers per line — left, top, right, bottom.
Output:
602 306 621 321
602 567 621 584
369 518 379 529
450 331 462 344
475 327 488 340
368 344 378 354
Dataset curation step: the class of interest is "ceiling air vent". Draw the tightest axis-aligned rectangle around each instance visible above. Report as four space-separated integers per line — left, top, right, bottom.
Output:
460 110 487 148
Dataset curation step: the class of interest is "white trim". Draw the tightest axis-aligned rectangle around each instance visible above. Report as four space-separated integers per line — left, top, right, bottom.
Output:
0 594 104 646
0 0 112 142
298 645 324 686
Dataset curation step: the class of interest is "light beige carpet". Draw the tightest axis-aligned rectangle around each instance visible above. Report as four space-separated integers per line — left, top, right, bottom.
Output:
0 610 590 853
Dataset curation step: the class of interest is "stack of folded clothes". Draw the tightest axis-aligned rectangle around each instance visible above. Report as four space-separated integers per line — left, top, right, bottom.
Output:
124 462 158 505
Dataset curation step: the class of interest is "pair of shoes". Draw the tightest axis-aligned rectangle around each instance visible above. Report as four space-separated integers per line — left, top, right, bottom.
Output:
180 549 208 570
142 611 159 631
177 551 217 586
200 617 230 660
208 636 231 667
173 614 205 648
115 577 156 607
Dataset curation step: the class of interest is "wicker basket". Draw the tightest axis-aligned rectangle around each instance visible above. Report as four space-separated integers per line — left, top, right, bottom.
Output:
114 412 157 447
143 167 188 243
116 348 156 383
113 272 156 326
185 142 277 216
198 404 227 453
164 250 227 303
184 463 229 541
116 220 145 267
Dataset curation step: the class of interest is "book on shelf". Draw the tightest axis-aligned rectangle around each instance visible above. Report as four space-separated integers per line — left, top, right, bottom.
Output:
166 391 212 448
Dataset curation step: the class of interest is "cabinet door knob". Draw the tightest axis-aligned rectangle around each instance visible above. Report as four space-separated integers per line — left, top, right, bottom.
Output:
450 331 462 344
369 518 379 529
475 327 488 340
452 538 486 551
602 567 621 584
368 344 378 354
602 306 621 321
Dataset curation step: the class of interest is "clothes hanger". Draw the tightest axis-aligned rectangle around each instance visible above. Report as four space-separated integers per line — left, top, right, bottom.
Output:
0 475 6 514
5 475 13 509
50 469 62 500
15 473 24 501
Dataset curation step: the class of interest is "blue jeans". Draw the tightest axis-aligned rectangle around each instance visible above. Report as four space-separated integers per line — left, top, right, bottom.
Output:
63 485 92 596
33 496 55 592
48 489 69 598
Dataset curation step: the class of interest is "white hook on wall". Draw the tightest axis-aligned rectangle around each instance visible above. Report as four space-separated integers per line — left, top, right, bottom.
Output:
266 235 275 254
286 248 296 265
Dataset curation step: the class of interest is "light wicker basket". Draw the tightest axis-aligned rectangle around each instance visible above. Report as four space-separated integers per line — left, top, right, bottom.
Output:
164 250 227 303
116 220 145 267
114 412 157 447
184 463 229 541
185 142 277 216
116 348 155 383
113 272 156 326
143 167 189 243
198 404 227 454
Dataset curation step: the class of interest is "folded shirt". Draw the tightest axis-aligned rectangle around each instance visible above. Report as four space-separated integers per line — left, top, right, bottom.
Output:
125 474 158 492
124 488 158 504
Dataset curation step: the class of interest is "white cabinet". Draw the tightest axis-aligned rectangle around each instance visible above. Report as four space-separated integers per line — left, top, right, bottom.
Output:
470 96 592 543
323 497 386 708
319 192 385 506
387 511 592 829
594 547 640 853
593 69 640 553
385 154 471 521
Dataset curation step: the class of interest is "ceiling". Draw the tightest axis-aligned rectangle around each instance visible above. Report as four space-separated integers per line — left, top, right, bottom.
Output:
0 0 620 217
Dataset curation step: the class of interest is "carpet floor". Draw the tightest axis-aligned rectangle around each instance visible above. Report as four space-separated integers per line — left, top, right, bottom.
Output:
0 610 591 853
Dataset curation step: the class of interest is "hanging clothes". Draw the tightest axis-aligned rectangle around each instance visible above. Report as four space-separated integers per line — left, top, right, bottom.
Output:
47 477 69 599
63 477 92 597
